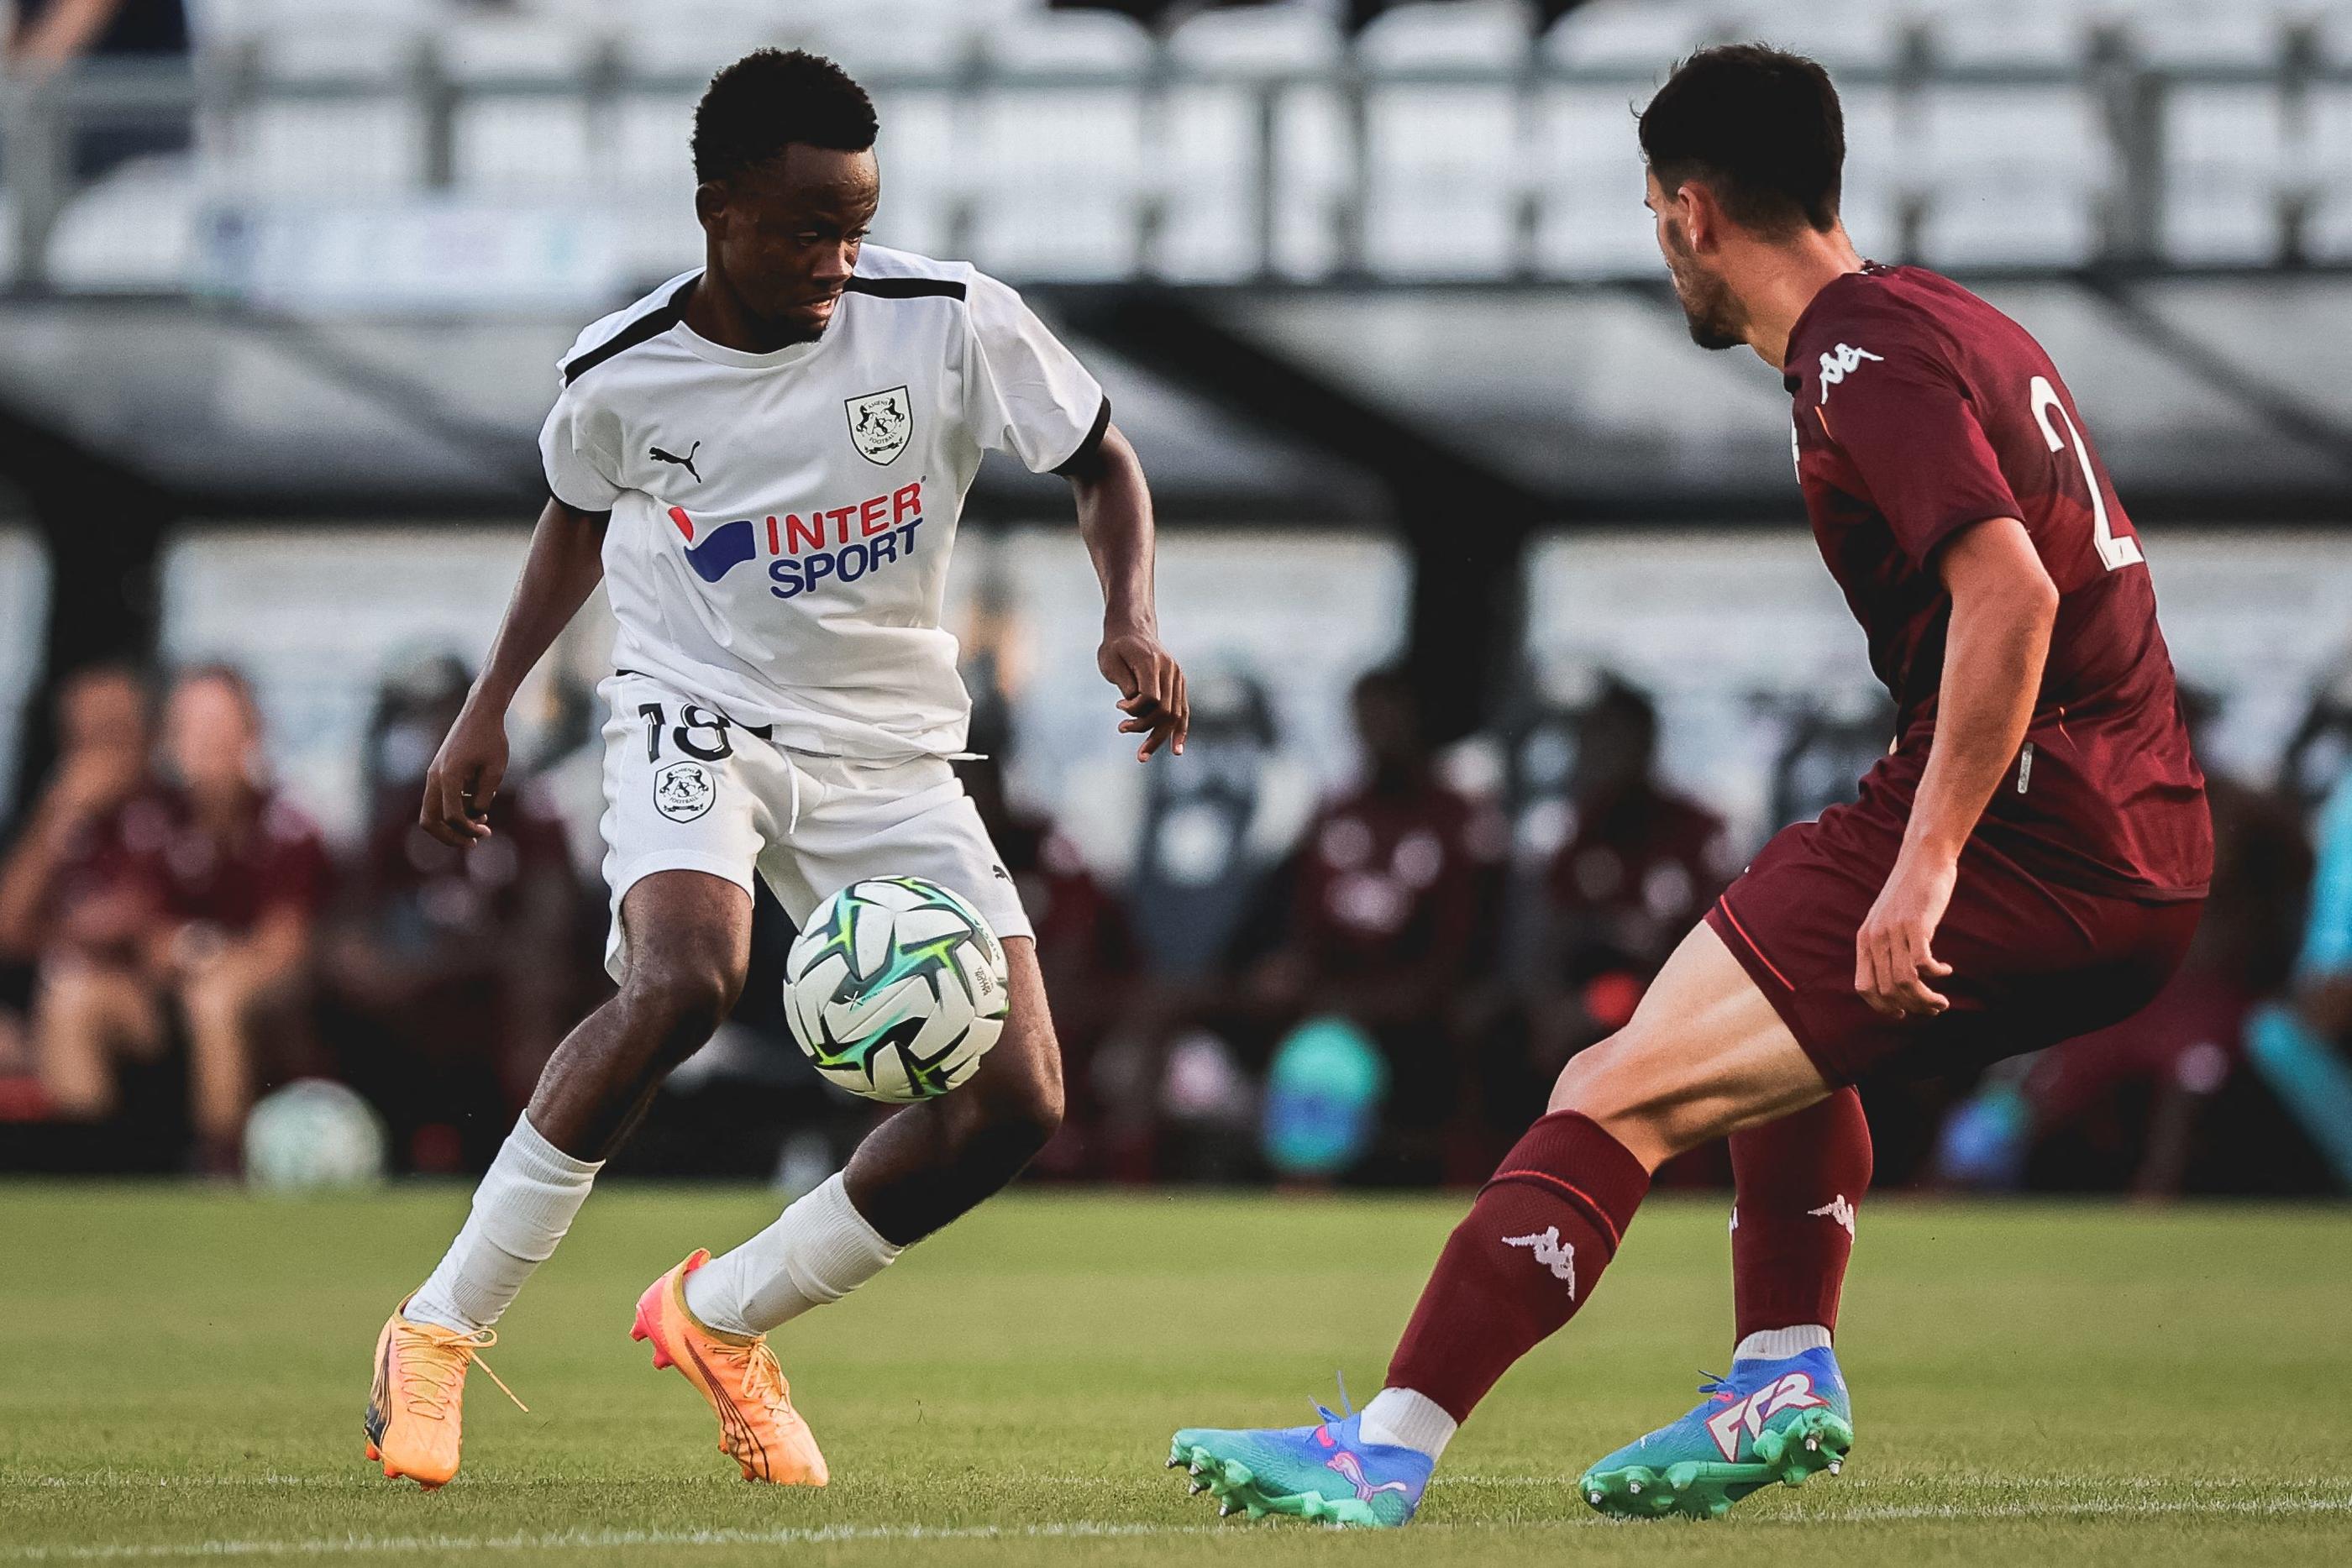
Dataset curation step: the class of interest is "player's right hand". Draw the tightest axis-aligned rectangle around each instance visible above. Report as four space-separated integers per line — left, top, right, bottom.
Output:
420 705 507 847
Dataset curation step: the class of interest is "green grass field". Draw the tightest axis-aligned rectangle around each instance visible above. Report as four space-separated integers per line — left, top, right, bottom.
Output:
3 1185 2348 1566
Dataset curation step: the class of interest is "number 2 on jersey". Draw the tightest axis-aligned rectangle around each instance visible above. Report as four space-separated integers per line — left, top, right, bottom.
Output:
2029 375 2143 572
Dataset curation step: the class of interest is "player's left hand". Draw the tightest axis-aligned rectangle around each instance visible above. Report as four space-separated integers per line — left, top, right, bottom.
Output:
1855 852 1957 1019
1098 624 1188 761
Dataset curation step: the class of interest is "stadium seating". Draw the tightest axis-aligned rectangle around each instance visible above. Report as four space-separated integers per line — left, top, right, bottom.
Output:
16 0 2352 291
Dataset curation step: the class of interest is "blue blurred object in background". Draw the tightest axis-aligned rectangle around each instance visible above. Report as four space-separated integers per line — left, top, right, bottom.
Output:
1261 1015 1389 1179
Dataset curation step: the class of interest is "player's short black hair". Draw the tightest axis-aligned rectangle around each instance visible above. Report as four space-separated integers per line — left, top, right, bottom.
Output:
692 48 879 186
1639 45 1844 235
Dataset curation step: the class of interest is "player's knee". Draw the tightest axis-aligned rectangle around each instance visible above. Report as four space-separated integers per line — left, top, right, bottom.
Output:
973 1043 1064 1156
1546 1031 1683 1162
620 953 743 1059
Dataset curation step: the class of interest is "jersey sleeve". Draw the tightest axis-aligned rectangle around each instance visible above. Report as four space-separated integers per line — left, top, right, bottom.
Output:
1809 317 2022 566
963 271 1110 474
538 379 624 512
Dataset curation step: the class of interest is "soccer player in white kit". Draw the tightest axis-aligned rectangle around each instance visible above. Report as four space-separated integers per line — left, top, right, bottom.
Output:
363 50 1188 1489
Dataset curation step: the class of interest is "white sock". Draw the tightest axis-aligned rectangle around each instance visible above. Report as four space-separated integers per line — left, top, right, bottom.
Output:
407 1114 602 1335
1359 1387 1457 1461
684 1172 902 1337
1734 1324 1833 1362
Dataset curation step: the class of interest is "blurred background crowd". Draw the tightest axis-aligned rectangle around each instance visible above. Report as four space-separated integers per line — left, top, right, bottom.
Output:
1 0 2350 1196
3 627 2348 1198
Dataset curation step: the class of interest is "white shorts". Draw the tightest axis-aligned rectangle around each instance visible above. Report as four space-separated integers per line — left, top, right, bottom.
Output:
597 671 1032 980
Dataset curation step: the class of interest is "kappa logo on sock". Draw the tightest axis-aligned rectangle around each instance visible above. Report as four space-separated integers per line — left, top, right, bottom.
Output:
1808 1194 1859 1238
1502 1226 1577 1298
1705 1371 1828 1461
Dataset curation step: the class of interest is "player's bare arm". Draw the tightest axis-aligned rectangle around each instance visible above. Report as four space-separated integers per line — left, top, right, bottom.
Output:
1856 518 2056 1019
420 496 608 847
1068 421 1187 760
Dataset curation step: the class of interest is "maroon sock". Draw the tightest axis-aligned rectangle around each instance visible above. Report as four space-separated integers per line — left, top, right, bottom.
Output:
1728 1087 1873 1342
1385 1110 1651 1423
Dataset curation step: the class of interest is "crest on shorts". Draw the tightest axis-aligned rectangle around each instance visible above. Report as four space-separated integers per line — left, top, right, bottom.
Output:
846 385 913 465
653 761 715 822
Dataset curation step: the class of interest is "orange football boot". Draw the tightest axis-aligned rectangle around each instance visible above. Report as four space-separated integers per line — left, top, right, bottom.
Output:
631 1251 829 1485
363 1300 526 1489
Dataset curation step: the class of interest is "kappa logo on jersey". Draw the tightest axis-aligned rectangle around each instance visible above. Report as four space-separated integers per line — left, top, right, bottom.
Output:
1503 1226 1577 1296
664 480 928 595
653 760 715 822
649 440 702 482
1704 1371 1828 1461
1817 343 1883 404
846 385 913 465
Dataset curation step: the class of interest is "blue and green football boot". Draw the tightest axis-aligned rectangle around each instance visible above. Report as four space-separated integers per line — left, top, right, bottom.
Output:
1166 1395 1431 1529
1578 1345 1853 1520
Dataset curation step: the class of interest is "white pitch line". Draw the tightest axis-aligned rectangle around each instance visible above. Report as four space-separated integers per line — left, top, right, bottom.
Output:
4 1496 2351 1560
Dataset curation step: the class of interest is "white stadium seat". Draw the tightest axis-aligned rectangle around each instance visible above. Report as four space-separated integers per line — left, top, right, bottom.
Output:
967 11 1154 281
1540 0 1716 71
1163 4 1349 281
1920 0 2098 67
2162 86 2296 265
1359 1 1535 279
1916 84 2111 266
1529 87 1656 278
444 13 606 194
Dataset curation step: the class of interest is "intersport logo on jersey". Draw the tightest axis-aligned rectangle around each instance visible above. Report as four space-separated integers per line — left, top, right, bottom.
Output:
665 480 927 599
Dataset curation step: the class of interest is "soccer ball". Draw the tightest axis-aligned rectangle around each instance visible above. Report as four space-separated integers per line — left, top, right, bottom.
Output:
784 876 1009 1103
244 1078 389 1192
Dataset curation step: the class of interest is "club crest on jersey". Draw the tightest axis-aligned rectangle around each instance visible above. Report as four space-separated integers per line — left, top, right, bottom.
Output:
846 385 913 465
653 761 715 822
1817 343 1882 403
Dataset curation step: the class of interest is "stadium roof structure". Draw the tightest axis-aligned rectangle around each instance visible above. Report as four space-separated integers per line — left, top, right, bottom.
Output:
0 300 1379 524
0 275 2347 527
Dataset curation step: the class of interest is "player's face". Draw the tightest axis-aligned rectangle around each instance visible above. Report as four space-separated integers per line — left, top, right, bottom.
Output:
701 145 881 342
1646 170 1745 353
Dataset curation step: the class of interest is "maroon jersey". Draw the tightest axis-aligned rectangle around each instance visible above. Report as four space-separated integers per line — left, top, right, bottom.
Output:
1784 265 2211 902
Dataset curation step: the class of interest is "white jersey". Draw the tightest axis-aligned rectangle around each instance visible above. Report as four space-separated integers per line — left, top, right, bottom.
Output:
538 245 1108 759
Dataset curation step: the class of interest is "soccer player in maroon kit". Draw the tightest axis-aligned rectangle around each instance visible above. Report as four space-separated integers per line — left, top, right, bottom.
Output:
1165 45 2212 1528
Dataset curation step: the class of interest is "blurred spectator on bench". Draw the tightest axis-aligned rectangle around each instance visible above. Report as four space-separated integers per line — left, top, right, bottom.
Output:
319 654 582 1172
1242 663 1503 1182
960 740 1138 1179
0 663 156 1112
1939 691 2316 1193
1530 674 1735 1073
22 664 329 1169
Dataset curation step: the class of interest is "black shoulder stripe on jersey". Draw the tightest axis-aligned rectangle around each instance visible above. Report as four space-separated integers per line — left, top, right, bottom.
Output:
844 275 968 301
1053 394 1115 475
563 278 696 385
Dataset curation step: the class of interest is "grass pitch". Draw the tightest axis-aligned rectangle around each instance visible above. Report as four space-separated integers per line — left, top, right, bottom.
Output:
3 1184 2348 1567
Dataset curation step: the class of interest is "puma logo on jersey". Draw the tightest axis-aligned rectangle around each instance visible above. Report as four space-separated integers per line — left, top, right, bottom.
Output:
1817 343 1882 403
1808 1194 1858 1238
1503 1227 1576 1296
1705 1371 1829 1461
649 440 702 482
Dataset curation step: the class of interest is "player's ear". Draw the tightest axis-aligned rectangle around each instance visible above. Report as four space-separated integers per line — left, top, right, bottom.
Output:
693 181 728 236
1677 179 1721 253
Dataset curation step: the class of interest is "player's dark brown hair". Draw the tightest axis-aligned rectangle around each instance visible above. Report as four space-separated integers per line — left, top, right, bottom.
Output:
693 49 879 186
1639 45 1844 235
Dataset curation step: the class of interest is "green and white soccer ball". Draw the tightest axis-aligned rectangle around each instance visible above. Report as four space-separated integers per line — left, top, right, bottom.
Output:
784 876 1010 1103
244 1078 389 1192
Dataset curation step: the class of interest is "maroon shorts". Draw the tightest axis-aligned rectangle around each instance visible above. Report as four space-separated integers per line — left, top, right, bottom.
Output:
1704 804 2203 1087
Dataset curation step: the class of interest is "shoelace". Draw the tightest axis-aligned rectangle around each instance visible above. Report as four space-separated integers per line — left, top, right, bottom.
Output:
1311 1370 1357 1429
397 1324 529 1419
1697 1370 1738 1403
711 1335 792 1416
